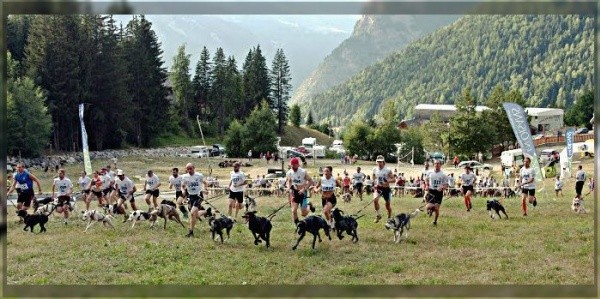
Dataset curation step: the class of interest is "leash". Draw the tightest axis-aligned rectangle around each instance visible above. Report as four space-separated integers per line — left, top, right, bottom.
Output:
349 192 380 218
266 200 290 219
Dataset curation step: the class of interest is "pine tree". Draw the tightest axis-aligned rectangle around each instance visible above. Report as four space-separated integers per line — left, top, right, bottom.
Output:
209 47 228 134
241 45 270 119
192 46 212 122
270 48 292 134
169 44 194 135
289 104 301 127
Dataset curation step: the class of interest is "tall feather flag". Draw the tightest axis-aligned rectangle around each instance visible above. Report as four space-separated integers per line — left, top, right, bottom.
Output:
79 104 93 175
502 103 543 182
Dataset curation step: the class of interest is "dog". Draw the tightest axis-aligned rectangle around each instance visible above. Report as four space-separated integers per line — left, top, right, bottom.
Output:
486 199 509 219
103 203 128 223
32 197 54 211
292 215 332 250
243 195 257 212
207 210 235 243
330 208 359 243
81 210 116 232
384 209 420 243
341 193 352 203
151 202 186 229
17 210 49 233
35 200 59 217
241 211 273 248
571 197 587 214
127 210 158 229
448 189 461 197
505 188 517 198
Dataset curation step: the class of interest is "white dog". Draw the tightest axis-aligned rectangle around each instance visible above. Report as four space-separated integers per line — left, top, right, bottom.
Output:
81 210 115 232
571 197 587 214
127 210 158 229
35 201 59 217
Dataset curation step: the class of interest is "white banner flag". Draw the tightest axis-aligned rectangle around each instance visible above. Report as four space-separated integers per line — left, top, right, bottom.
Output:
79 104 93 175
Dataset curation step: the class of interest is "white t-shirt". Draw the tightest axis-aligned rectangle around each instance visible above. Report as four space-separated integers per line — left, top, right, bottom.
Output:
421 168 432 181
447 176 455 188
78 176 91 190
229 171 247 192
555 179 563 190
169 175 183 192
353 172 366 184
320 176 337 193
53 177 73 196
576 170 586 182
102 174 113 189
287 168 308 187
108 170 116 180
372 166 393 187
427 171 448 190
145 174 160 190
460 173 477 186
116 176 135 196
278 177 286 189
183 172 204 196
520 166 536 189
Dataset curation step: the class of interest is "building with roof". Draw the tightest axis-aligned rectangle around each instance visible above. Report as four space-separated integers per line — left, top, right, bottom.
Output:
524 107 564 133
398 104 490 129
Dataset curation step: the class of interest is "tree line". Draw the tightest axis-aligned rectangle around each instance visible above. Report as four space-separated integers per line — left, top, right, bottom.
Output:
7 15 292 157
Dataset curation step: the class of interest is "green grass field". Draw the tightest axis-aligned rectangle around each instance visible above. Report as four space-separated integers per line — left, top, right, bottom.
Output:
4 157 595 285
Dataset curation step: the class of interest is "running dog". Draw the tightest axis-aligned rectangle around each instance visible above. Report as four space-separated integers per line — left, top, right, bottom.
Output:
32 197 54 211
241 211 273 248
103 203 128 223
17 210 49 233
81 210 115 232
35 200 59 217
292 215 332 250
206 209 235 243
330 208 359 243
127 210 157 229
341 193 352 203
243 195 257 212
486 199 509 219
571 197 587 214
384 209 421 243
151 202 186 229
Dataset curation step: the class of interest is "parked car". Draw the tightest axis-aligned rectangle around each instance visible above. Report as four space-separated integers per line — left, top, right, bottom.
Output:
539 149 559 164
210 144 226 157
457 160 493 171
575 127 589 134
190 146 210 158
286 149 307 164
429 152 445 162
293 146 310 155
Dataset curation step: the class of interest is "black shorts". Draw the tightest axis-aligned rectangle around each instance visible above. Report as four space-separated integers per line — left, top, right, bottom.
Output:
462 185 474 194
375 186 392 202
188 194 205 210
102 187 113 196
119 192 135 203
145 189 160 197
291 189 307 205
522 188 536 196
354 183 363 192
575 181 584 196
229 191 244 203
91 190 103 198
427 190 443 205
83 189 91 194
176 191 183 199
17 189 34 206
322 195 337 208
57 195 71 206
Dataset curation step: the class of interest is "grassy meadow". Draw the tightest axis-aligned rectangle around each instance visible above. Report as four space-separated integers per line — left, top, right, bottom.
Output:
4 156 595 285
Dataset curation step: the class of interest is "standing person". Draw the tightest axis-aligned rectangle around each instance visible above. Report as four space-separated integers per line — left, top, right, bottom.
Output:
520 157 537 216
247 150 252 162
143 170 161 211
453 155 459 168
372 155 394 223
169 167 187 219
277 176 287 197
182 163 209 238
342 174 351 194
352 167 366 201
575 165 585 199
446 173 455 197
313 166 341 227
52 169 73 225
286 157 315 225
78 171 92 210
228 162 247 219
115 169 137 222
7 162 43 213
460 166 476 211
425 160 448 226
554 176 563 198
586 177 595 196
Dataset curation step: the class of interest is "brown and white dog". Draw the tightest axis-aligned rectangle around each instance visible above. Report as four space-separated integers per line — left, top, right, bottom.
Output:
150 202 186 229
571 197 587 214
81 210 115 232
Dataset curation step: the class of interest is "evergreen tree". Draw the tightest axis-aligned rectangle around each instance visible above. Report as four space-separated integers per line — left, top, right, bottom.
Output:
270 48 292 134
208 47 228 134
289 104 301 127
306 112 314 126
170 44 194 135
565 90 594 128
241 45 270 119
449 88 491 157
224 120 247 158
192 46 212 122
243 101 278 155
7 15 32 75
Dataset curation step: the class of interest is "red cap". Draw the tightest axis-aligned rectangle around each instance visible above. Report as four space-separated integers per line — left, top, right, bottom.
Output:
290 157 300 165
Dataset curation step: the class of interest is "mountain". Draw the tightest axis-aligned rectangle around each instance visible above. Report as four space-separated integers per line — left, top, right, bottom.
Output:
291 15 459 105
114 15 360 90
305 15 594 126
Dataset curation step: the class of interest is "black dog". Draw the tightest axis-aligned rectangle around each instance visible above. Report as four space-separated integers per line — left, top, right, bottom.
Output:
241 211 273 248
103 203 128 222
32 197 54 211
161 199 177 207
331 208 359 243
17 210 49 233
448 189 461 197
385 209 420 243
207 211 235 243
486 199 508 219
292 215 332 250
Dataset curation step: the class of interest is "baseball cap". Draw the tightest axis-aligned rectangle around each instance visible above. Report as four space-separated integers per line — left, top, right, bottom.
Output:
290 157 300 165
376 155 385 162
233 162 241 167
116 169 124 176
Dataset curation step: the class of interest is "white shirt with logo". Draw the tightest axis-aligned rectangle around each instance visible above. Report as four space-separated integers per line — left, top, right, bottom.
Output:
102 174 113 189
78 176 91 190
461 173 477 186
576 170 586 182
320 176 337 193
116 176 135 197
287 168 308 187
372 166 392 186
145 174 160 190
230 171 247 193
53 177 73 196
520 166 536 189
169 175 183 192
353 172 366 184
427 171 448 190
183 172 204 196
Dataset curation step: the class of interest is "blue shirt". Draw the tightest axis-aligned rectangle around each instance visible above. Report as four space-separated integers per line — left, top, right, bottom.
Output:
15 170 34 191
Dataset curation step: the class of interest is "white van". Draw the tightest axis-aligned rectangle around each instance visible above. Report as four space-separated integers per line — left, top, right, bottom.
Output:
501 149 524 169
302 137 317 147
332 140 343 147
190 146 210 158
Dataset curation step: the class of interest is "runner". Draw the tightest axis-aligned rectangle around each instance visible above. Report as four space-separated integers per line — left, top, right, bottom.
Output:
78 171 92 210
7 162 43 214
182 163 209 237
313 166 341 227
352 167 366 201
228 162 247 219
52 169 73 225
169 167 187 218
143 170 161 211
460 166 477 211
372 155 394 223
425 160 449 225
286 157 315 224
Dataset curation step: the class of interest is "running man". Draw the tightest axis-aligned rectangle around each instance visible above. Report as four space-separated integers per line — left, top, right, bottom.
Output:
169 167 187 218
372 155 394 223
313 166 341 227
7 162 43 213
228 162 247 219
182 163 209 238
520 157 537 216
460 165 476 211
101 168 115 204
115 169 137 222
425 160 448 226
52 169 73 225
352 167 366 201
143 170 161 211
78 171 92 210
286 157 315 225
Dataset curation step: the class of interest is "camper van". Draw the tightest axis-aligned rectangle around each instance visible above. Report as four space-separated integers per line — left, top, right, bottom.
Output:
190 146 210 158
302 137 317 147
501 149 524 169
